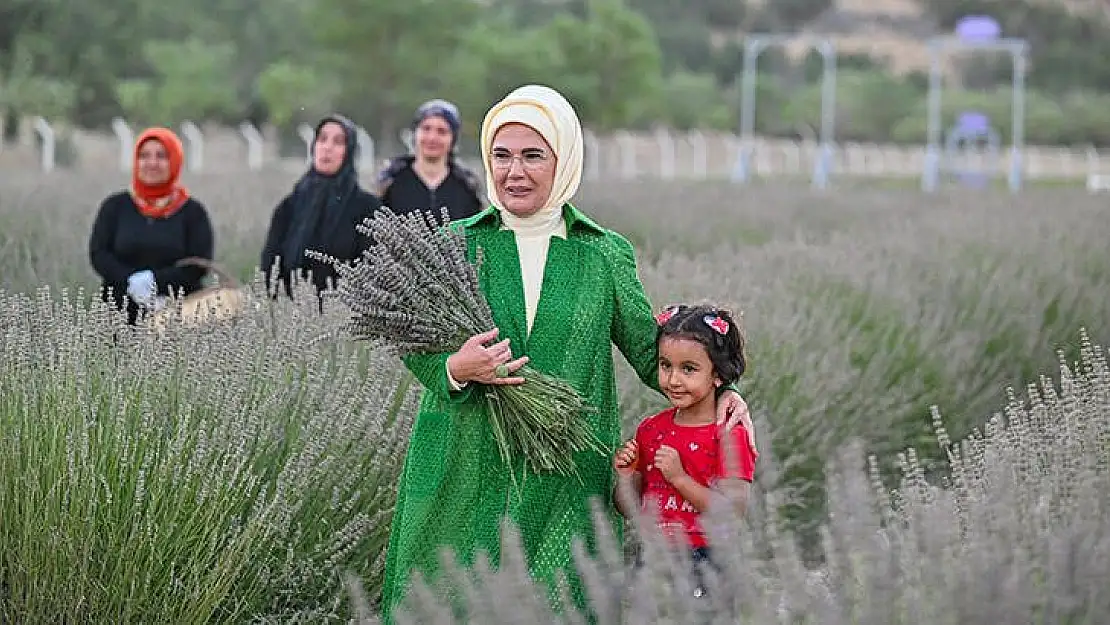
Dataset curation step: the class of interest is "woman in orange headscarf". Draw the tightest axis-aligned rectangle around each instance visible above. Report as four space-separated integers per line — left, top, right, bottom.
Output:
88 127 215 325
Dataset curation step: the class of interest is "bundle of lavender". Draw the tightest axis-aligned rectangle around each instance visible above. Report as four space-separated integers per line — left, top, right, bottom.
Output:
309 207 605 481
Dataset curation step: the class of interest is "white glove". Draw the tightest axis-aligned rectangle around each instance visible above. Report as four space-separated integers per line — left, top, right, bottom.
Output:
127 270 157 306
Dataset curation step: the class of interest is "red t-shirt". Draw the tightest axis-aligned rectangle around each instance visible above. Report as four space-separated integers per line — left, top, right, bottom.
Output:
634 407 758 548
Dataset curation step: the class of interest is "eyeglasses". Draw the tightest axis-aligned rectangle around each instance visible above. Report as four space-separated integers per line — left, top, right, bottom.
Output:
489 150 550 171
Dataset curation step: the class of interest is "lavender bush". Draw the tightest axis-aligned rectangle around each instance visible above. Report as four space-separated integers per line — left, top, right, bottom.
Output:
0 279 417 622
1 172 1108 620
353 329 1110 624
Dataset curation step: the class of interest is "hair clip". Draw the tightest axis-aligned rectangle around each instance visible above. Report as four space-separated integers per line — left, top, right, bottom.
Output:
655 305 680 326
704 314 729 335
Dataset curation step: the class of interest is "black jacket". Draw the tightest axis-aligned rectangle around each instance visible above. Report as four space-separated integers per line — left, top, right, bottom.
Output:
260 186 380 299
88 191 215 323
376 156 483 223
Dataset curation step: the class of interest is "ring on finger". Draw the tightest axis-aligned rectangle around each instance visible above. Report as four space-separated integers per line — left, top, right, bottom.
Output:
494 364 509 378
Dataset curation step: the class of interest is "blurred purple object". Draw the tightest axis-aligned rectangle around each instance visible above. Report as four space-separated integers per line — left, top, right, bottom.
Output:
957 111 990 133
955 15 1001 40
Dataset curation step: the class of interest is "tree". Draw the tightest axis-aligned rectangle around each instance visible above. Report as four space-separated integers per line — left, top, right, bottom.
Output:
542 0 664 130
115 38 240 126
256 62 341 131
308 0 483 152
438 15 571 145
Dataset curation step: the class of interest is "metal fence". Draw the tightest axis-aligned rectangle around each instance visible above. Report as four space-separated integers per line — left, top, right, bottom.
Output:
4 117 1110 192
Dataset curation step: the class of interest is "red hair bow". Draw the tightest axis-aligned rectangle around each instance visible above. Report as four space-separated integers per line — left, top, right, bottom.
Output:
654 305 679 326
704 315 729 335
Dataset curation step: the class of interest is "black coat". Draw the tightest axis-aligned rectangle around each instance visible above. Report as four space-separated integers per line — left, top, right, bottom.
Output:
260 186 380 300
376 156 483 223
88 191 215 324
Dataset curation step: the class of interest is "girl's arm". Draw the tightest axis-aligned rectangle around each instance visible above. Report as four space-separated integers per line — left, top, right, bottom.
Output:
715 478 752 518
672 473 751 517
713 424 759 518
655 445 714 512
669 474 714 513
608 234 662 394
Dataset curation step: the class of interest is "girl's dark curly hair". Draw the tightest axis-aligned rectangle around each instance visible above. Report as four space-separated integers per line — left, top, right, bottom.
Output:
654 304 746 389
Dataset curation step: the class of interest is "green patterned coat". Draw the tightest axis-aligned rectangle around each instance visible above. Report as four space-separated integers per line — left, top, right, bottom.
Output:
380 203 661 619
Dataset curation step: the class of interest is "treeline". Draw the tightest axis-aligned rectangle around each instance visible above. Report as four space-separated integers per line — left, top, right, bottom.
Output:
2 0 1110 150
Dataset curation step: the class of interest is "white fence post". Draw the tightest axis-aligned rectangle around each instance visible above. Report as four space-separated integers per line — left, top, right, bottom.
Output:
785 141 802 176
298 124 315 165
32 117 55 172
180 121 203 172
111 117 133 172
687 131 707 179
1086 145 1109 193
583 130 601 181
655 128 674 180
355 127 374 171
399 128 414 153
616 131 636 180
239 121 264 171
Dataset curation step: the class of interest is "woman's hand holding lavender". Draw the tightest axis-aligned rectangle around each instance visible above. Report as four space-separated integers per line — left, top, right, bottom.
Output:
447 328 529 386
309 207 606 481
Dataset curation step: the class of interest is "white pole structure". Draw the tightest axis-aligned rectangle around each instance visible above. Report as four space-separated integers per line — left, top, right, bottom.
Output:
32 117 55 172
655 127 675 180
298 123 314 165
239 121 264 171
583 130 601 181
111 117 133 172
399 128 414 153
616 131 636 179
356 126 374 171
180 121 203 172
688 130 707 179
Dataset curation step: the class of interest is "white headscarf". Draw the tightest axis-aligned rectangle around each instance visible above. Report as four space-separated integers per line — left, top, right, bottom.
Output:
479 85 584 226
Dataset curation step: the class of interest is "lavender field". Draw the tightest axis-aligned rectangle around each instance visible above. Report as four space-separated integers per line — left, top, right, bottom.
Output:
1 172 1107 623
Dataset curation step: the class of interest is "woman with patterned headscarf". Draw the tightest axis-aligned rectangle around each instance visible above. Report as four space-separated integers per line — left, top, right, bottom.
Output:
379 85 754 620
374 99 482 222
88 127 215 325
260 114 380 308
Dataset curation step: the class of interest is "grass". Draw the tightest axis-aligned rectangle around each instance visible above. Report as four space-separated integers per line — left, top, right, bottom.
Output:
1 170 1108 621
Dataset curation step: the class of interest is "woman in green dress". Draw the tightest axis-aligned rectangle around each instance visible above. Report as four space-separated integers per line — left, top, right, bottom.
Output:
380 84 753 619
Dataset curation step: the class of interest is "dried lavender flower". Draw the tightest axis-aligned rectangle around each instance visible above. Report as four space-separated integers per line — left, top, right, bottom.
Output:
311 207 606 480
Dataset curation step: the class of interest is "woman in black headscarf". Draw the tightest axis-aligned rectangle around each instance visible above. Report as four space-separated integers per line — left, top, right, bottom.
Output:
374 99 482 222
260 114 380 309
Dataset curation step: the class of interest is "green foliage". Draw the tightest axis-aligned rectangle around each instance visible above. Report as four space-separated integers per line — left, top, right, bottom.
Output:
439 16 571 142
542 0 664 130
780 70 920 142
920 0 1110 93
307 0 483 146
256 61 341 130
114 38 240 126
0 44 76 119
768 0 834 28
646 71 736 131
9 0 1110 145
697 0 747 29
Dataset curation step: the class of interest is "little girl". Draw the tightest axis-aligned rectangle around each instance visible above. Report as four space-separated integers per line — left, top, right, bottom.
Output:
613 303 757 595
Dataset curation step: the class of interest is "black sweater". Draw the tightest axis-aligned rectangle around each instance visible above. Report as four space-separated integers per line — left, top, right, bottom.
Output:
376 156 483 222
260 187 380 298
88 191 215 308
